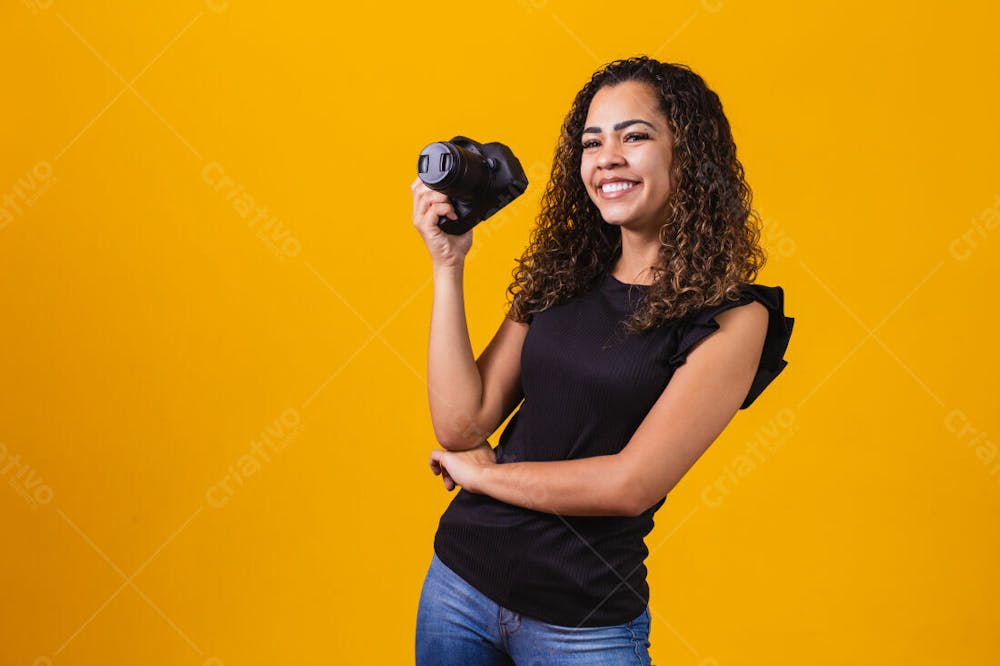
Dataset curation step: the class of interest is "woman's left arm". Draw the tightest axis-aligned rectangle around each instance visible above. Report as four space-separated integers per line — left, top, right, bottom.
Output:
429 301 771 517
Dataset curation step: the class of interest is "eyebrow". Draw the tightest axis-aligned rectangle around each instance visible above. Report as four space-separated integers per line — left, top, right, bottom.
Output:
582 119 657 134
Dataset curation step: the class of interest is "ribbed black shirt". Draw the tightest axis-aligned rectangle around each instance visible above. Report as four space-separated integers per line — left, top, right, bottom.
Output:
433 271 794 627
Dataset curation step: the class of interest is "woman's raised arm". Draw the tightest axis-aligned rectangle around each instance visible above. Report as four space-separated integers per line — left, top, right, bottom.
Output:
412 178 527 451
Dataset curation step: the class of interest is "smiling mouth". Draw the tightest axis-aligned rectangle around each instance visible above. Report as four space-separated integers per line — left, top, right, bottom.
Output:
599 181 640 198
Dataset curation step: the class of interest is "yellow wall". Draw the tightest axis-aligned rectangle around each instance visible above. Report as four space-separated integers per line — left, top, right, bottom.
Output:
2 1 998 664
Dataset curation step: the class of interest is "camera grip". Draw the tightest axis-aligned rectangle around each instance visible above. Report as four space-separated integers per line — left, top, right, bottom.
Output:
437 213 476 236
437 195 477 235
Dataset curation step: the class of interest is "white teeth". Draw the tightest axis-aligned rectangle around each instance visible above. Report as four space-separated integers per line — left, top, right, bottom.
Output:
601 181 637 193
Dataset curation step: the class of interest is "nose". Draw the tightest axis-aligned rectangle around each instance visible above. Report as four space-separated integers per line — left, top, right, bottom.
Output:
595 141 624 169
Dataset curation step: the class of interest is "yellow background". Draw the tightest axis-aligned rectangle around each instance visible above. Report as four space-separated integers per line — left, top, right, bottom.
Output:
2 0 998 664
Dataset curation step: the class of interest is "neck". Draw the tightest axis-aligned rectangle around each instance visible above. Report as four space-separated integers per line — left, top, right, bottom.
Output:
613 227 663 285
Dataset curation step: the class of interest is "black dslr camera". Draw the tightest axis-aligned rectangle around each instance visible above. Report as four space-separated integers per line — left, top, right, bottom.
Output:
416 136 529 235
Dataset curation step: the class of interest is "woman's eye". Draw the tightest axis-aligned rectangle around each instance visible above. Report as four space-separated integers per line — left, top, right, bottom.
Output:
582 133 648 149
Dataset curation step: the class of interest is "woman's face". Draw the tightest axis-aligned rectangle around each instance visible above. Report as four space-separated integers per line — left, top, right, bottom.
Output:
580 80 675 234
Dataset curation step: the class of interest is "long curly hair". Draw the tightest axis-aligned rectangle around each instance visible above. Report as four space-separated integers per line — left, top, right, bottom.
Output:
506 55 766 333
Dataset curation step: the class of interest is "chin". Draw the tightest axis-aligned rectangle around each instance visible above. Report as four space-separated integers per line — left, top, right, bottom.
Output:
598 209 639 226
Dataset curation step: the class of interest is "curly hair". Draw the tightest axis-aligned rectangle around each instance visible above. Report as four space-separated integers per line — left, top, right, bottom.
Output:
506 55 766 333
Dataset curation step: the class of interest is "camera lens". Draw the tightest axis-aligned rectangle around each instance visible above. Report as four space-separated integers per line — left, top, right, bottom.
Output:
417 141 490 198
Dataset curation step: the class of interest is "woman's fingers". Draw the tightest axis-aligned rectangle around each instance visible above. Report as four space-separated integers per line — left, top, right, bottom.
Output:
428 201 458 221
413 181 444 206
410 179 469 267
429 450 457 492
412 187 437 219
419 194 450 217
412 189 456 225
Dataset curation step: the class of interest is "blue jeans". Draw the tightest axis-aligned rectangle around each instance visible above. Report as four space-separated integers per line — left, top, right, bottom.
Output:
415 553 653 665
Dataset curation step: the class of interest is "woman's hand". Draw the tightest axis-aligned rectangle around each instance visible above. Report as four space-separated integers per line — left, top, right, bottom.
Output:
411 178 473 268
429 440 497 493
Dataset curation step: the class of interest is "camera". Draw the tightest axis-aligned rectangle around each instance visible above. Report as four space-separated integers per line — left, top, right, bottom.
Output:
416 136 528 235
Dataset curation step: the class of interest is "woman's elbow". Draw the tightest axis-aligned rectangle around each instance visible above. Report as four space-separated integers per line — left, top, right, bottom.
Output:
432 413 488 451
433 430 469 451
437 437 479 451
434 426 489 451
621 494 660 518
618 475 669 517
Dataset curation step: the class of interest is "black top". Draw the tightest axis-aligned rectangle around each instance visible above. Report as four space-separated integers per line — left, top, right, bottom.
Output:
433 271 794 627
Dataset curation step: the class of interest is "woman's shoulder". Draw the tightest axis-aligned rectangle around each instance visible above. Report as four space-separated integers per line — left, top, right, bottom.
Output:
664 282 795 409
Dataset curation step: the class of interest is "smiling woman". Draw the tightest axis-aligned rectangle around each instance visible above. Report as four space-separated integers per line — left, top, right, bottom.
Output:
411 55 794 665
580 82 676 259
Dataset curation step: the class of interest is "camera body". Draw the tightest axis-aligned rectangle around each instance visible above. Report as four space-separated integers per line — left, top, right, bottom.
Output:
416 136 528 235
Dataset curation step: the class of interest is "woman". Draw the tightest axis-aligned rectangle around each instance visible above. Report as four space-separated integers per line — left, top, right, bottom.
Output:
410 55 794 665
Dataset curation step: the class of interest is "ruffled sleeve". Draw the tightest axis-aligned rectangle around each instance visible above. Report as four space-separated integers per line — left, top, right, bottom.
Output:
664 284 794 410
